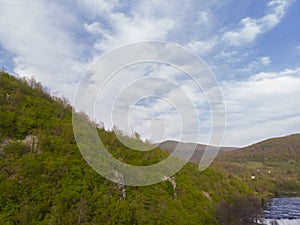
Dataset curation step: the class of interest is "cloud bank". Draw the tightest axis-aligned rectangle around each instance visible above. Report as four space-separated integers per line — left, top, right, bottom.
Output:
0 0 298 146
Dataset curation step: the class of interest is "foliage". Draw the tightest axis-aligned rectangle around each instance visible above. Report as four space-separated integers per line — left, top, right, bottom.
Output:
0 71 259 224
213 134 300 199
216 195 262 225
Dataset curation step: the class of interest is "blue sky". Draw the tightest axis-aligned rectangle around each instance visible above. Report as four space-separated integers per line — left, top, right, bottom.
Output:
0 0 299 146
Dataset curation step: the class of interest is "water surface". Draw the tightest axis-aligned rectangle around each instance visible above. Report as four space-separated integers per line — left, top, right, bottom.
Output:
264 197 300 225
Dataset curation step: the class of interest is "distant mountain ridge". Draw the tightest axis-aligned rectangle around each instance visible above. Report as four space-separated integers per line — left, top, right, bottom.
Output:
158 140 237 163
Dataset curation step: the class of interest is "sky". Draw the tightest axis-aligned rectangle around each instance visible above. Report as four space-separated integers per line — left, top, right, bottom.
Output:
0 0 299 147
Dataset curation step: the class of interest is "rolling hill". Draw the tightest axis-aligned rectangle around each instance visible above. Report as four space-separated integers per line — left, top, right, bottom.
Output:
158 135 300 198
213 134 300 198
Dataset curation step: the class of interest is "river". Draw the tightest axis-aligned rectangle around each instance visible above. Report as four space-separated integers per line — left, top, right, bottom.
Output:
263 197 300 225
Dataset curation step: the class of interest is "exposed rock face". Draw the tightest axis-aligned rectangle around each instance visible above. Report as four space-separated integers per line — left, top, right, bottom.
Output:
1 135 39 153
162 176 177 200
22 135 38 153
203 191 212 201
113 170 126 200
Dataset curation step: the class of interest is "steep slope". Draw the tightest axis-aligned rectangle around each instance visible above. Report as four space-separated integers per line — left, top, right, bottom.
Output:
213 134 300 198
159 140 237 163
0 71 258 224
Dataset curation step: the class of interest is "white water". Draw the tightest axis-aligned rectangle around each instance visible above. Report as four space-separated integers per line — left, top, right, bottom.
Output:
264 218 300 225
262 198 300 225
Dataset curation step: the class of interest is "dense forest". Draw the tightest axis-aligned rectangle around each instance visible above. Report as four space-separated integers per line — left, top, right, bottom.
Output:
213 134 300 198
0 70 272 224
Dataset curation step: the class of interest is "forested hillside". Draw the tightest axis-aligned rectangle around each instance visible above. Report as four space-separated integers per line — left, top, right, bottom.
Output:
214 134 300 198
0 71 260 224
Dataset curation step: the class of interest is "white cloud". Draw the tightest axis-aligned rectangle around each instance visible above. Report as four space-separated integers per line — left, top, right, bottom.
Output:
258 56 271 65
89 62 213 144
249 67 300 81
93 12 176 52
81 1 221 55
223 17 261 46
223 0 291 46
217 50 239 59
0 0 298 147
187 38 217 55
77 0 197 53
214 50 253 66
197 11 210 25
84 22 103 34
238 56 272 73
222 67 300 146
77 0 120 17
0 0 88 99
